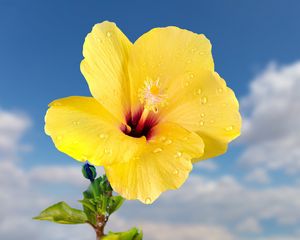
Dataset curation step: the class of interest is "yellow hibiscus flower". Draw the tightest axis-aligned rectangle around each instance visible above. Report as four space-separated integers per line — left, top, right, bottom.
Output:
45 21 241 204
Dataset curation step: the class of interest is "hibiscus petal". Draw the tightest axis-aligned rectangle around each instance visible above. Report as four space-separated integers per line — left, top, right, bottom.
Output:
128 26 214 111
80 21 132 122
105 122 204 204
45 96 146 166
162 71 241 161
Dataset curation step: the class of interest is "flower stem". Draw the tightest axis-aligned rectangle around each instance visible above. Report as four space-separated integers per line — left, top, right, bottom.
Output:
93 214 108 240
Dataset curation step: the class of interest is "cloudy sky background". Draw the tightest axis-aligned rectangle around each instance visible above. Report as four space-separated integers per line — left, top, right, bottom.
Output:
1 0 300 239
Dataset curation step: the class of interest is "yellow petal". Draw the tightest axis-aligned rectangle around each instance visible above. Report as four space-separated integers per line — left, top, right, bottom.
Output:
105 122 204 204
128 26 214 111
161 71 241 161
80 21 132 122
45 96 146 166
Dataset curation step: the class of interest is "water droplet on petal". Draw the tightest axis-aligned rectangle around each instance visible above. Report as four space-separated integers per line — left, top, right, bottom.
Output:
173 169 179 175
73 121 80 126
96 37 103 43
194 89 202 96
189 73 194 79
145 197 151 204
153 148 163 153
99 133 107 139
199 121 204 126
185 81 190 87
106 31 112 37
217 88 224 93
175 151 182 158
210 119 215 124
187 59 192 64
225 126 233 131
53 102 62 106
183 137 188 141
104 148 112 155
200 113 205 118
165 139 172 145
201 96 207 104
159 136 166 142
199 51 205 55
191 48 197 53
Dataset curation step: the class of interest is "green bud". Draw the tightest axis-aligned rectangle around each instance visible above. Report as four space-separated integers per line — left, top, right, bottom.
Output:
82 162 97 182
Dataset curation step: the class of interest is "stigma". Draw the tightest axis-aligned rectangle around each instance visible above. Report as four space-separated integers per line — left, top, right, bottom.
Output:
138 77 167 113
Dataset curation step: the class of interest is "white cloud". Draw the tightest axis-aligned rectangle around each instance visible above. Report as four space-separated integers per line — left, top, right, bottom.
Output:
29 165 105 188
239 61 300 175
29 165 86 187
108 216 235 240
236 217 262 234
0 108 31 158
118 175 300 238
2 93 300 240
194 160 219 171
245 168 271 184
136 222 234 240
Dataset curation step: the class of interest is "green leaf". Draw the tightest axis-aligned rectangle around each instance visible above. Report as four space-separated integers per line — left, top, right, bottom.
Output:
103 228 143 240
78 199 96 213
107 196 125 215
33 201 88 224
81 191 97 225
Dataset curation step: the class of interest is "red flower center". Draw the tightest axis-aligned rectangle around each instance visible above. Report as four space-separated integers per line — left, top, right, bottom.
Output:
121 107 159 140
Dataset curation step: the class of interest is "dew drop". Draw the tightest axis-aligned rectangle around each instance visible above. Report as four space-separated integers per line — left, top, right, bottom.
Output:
153 148 163 153
217 88 223 93
173 169 179 175
225 126 233 131
175 151 182 158
104 148 112 155
183 137 188 141
201 96 207 104
185 81 190 87
106 31 112 37
191 48 197 53
210 119 215 124
165 139 172 145
200 113 205 118
99 133 107 139
73 121 80 126
199 121 204 126
187 59 192 64
145 197 151 204
199 51 205 55
194 88 202 95
159 136 166 142
96 37 103 43
153 106 159 114
189 73 194 79
53 102 62 106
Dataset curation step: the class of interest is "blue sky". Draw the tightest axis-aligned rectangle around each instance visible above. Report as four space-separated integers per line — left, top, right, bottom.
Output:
1 0 299 167
1 1 300 240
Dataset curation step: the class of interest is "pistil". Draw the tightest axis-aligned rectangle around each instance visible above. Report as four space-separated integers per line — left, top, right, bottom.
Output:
135 108 150 133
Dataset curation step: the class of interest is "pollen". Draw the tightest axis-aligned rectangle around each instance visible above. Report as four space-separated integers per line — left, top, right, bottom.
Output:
150 85 159 95
138 78 167 113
